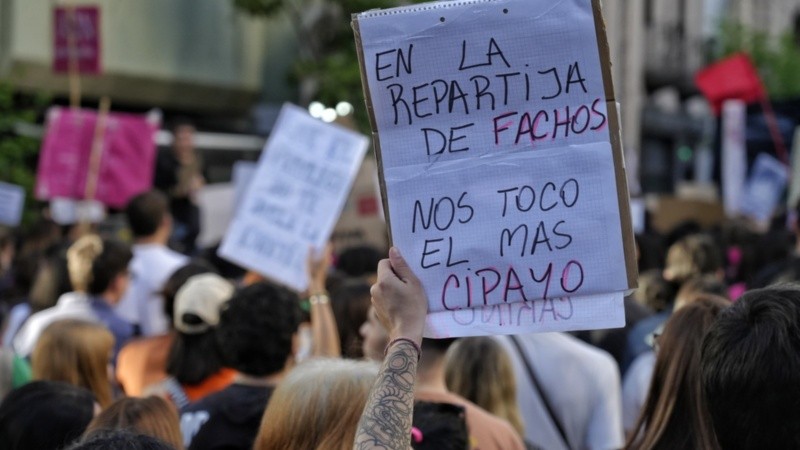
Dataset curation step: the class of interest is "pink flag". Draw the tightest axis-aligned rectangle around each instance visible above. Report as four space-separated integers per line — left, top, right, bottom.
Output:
36 107 159 208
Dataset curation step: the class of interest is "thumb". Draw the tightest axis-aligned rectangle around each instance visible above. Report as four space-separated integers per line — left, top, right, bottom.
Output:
388 247 415 282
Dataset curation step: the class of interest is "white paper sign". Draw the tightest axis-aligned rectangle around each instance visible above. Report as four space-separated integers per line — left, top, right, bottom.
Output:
49 197 106 225
0 182 25 226
722 100 747 217
740 153 788 224
218 104 369 291
197 183 236 248
355 0 631 337
232 161 257 209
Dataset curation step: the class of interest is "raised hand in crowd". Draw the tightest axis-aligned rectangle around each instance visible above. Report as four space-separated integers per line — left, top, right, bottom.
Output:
306 244 341 358
354 247 428 450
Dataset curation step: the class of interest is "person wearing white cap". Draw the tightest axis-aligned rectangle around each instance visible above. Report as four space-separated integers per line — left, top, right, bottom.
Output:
145 273 236 409
180 281 303 450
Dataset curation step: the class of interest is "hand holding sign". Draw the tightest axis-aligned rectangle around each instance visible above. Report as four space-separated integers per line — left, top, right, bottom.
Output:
372 247 429 345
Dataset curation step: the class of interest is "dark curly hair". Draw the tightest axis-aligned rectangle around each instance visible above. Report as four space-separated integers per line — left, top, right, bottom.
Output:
216 282 302 377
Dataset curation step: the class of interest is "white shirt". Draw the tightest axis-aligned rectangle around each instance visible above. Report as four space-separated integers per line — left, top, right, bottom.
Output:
495 333 624 450
622 350 655 434
13 292 95 356
115 244 187 336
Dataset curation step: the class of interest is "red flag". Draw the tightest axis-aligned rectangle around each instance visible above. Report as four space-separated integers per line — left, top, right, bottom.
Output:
695 53 766 115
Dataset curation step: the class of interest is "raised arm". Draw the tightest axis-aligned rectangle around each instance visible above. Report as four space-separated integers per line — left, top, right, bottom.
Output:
354 247 428 450
307 244 341 358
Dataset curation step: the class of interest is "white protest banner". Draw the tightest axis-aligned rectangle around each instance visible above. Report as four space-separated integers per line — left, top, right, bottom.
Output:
0 182 25 226
740 153 788 225
218 104 369 291
197 184 236 248
353 0 637 337
721 100 747 217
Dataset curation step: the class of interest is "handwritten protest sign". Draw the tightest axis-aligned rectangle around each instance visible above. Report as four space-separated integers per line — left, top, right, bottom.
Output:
740 153 788 225
0 182 25 227
35 107 159 209
219 104 369 291
53 6 101 74
353 0 637 337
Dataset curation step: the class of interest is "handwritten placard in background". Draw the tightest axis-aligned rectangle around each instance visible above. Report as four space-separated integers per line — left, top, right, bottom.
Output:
354 0 636 337
0 182 25 227
740 153 788 226
35 107 159 208
219 104 369 291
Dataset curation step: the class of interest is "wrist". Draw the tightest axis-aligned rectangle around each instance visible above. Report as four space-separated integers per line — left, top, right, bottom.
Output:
389 325 424 348
384 336 422 360
309 292 330 305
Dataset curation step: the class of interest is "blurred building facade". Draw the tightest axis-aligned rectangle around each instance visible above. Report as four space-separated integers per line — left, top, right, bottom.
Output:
608 0 800 193
3 0 800 191
0 0 298 119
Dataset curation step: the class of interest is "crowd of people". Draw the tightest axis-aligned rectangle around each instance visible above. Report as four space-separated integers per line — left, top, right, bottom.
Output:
1 150 800 449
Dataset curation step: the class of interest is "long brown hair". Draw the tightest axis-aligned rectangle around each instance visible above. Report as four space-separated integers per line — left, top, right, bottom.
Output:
254 359 378 450
626 296 728 450
444 336 525 436
31 320 115 407
84 396 184 449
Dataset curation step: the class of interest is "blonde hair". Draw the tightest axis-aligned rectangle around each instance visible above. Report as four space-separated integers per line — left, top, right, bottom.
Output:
445 337 525 436
67 235 103 292
84 396 184 449
32 319 115 407
254 359 378 450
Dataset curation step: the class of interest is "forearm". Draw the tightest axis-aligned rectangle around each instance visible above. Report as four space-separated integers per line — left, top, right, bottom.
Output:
354 341 419 450
309 292 341 357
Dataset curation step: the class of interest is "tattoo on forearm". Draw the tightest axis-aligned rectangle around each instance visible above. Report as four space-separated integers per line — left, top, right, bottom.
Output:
354 342 418 450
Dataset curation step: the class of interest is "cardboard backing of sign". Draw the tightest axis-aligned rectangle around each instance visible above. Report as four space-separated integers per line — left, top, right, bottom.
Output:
352 0 638 291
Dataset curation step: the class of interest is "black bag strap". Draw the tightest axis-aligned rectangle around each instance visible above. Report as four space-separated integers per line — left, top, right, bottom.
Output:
509 335 572 450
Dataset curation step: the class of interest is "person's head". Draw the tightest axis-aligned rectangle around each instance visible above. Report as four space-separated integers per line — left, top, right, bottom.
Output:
0 381 95 450
254 359 378 450
628 296 729 450
336 245 383 281
84 396 183 450
172 119 196 154
216 281 302 377
331 279 372 358
67 429 175 450
67 235 132 302
359 305 390 361
167 273 234 385
161 261 217 324
663 234 722 284
28 252 71 313
18 218 61 255
701 286 800 449
444 337 524 436
419 338 457 373
633 269 677 313
411 401 469 450
126 191 171 241
32 320 115 407
674 275 729 311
